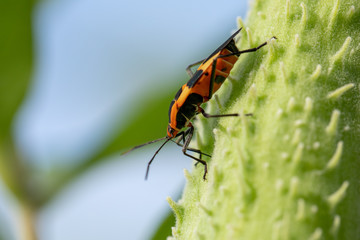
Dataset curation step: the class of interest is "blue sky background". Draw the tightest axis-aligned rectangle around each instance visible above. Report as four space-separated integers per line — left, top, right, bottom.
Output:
0 0 248 239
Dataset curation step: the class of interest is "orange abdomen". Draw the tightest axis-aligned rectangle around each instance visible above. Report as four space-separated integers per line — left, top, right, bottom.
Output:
190 48 238 102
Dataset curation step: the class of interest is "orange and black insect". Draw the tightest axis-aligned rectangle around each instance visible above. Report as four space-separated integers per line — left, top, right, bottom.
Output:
123 28 275 180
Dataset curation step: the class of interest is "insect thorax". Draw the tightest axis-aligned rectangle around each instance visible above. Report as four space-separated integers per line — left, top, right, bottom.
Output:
175 93 203 129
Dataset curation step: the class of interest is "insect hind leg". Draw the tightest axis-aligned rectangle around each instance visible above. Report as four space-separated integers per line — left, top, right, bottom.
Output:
207 36 277 107
186 59 205 77
219 36 277 59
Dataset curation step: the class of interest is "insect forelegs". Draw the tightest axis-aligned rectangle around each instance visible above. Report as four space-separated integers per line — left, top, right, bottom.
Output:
181 125 208 180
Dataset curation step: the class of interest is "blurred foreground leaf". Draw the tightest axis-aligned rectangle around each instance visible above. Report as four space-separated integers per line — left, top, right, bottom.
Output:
0 1 38 240
0 0 35 138
42 89 176 204
151 211 176 240
0 0 36 201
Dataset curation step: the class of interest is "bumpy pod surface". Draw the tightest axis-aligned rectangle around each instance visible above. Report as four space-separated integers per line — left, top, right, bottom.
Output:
168 0 360 239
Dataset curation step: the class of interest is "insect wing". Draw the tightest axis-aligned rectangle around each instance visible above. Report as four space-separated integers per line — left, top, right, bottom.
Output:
201 27 242 64
186 28 243 88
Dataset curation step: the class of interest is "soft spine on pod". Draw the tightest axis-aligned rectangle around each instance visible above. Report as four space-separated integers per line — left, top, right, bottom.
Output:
167 0 360 239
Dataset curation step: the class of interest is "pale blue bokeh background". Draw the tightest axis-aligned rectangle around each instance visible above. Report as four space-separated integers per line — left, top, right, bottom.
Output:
0 0 248 239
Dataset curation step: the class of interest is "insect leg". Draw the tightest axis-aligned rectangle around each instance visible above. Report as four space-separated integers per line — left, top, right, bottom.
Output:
174 129 191 144
182 125 208 180
186 59 205 77
145 137 172 180
174 139 211 159
186 28 245 78
173 130 211 159
208 57 218 100
208 36 277 100
219 36 277 59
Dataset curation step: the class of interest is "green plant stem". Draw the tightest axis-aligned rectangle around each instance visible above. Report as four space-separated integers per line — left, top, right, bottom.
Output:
19 202 37 240
0 139 39 240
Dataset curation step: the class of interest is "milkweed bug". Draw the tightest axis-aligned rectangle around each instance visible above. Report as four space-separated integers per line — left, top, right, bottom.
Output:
123 28 276 180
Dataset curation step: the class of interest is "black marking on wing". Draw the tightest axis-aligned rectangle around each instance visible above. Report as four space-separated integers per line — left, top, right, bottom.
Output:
174 88 182 100
202 28 242 64
168 100 175 123
184 29 242 92
186 70 203 88
215 75 226 84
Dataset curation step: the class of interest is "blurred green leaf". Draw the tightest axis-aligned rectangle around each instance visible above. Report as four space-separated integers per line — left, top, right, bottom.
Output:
94 90 175 158
0 0 36 203
151 211 175 240
42 88 178 204
0 214 12 240
0 232 7 240
0 0 35 139
0 1 39 239
151 189 181 240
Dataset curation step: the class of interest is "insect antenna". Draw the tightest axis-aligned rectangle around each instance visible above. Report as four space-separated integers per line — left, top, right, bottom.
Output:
145 137 172 180
121 136 168 155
